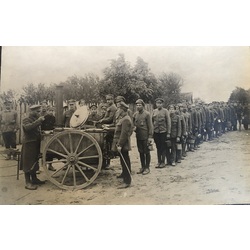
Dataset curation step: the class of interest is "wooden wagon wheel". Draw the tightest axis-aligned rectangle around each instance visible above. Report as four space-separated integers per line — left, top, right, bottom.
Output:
42 130 103 190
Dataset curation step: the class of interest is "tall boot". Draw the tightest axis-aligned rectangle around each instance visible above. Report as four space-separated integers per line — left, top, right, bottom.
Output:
177 150 182 163
137 153 146 174
139 153 146 169
30 173 46 185
145 153 151 169
25 173 37 190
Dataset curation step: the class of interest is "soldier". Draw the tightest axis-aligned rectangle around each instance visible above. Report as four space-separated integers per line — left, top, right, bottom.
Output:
98 94 117 169
231 103 238 131
63 99 76 127
236 103 244 131
98 94 117 125
182 103 192 155
112 102 133 188
20 105 46 190
41 106 56 171
114 96 133 123
152 98 171 168
207 103 215 141
0 100 19 160
168 105 181 166
133 99 153 175
85 104 102 126
175 103 187 163
242 104 250 130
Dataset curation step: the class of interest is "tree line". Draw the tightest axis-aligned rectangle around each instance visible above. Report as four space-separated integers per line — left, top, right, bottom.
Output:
0 53 249 107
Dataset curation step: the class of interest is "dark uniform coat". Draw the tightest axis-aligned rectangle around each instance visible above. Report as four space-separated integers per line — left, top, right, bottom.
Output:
20 115 43 173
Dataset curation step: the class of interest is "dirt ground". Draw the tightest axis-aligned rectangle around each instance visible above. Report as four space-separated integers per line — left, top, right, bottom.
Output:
0 129 250 205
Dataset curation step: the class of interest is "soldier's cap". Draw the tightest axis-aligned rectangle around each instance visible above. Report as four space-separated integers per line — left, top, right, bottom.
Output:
41 100 47 104
30 104 41 111
106 94 114 100
135 99 145 106
119 101 129 111
155 98 164 103
115 96 125 103
89 104 97 109
68 99 76 105
168 104 175 109
177 103 183 107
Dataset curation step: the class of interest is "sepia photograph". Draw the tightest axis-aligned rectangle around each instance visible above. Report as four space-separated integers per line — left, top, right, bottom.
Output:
0 46 249 205
1 1 250 249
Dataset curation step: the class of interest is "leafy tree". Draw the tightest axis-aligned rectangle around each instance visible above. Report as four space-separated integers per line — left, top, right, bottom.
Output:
98 54 133 101
99 54 158 103
158 72 183 107
61 74 100 104
22 83 56 104
228 87 250 104
132 57 159 102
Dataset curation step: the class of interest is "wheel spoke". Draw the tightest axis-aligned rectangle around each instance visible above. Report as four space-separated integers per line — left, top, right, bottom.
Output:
78 155 99 160
51 162 69 177
74 135 84 154
56 138 70 155
77 161 98 171
69 133 73 153
72 164 76 187
76 143 95 156
75 164 90 182
47 149 67 159
61 164 71 185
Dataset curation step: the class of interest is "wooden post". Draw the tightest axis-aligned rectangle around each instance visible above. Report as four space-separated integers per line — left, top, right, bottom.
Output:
55 84 64 127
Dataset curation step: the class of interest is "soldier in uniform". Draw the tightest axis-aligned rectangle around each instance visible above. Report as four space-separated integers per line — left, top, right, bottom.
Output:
175 103 187 163
133 99 153 175
0 100 19 160
41 106 56 171
182 103 192 156
85 104 102 126
20 105 46 190
98 94 117 169
112 102 133 188
63 99 76 127
168 105 181 166
152 98 171 168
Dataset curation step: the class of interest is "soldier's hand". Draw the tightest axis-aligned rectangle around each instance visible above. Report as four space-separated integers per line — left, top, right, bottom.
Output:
176 137 180 143
38 116 45 122
166 133 170 139
116 145 122 152
147 138 153 144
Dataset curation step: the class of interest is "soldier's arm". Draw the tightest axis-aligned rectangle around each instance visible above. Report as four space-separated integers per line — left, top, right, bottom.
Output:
177 116 182 138
146 112 153 138
165 109 171 135
117 119 131 148
22 117 43 131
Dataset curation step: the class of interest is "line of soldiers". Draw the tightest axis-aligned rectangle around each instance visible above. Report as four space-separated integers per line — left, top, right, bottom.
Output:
96 96 250 189
152 99 250 169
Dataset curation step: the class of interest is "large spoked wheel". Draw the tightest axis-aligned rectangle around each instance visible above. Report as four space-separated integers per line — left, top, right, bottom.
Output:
42 130 103 190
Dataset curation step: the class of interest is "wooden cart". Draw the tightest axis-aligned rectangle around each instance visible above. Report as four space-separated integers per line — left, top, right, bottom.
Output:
40 127 112 190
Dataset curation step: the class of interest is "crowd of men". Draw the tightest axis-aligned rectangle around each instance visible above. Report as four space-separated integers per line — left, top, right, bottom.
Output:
0 96 249 190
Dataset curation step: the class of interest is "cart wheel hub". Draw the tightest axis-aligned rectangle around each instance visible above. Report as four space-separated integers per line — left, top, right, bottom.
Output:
68 155 78 164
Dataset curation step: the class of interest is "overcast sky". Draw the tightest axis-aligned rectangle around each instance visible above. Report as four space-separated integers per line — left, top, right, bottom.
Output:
1 46 250 103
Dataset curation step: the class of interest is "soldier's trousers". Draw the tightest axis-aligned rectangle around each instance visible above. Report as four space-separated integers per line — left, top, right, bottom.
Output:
2 132 16 149
153 132 167 164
